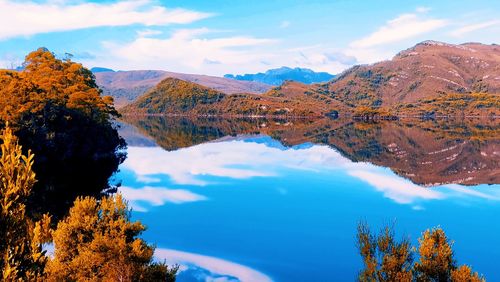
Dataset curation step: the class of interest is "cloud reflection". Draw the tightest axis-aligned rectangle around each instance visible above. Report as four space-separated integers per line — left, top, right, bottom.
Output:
121 138 499 207
123 140 351 186
120 186 207 212
155 248 272 282
348 170 444 204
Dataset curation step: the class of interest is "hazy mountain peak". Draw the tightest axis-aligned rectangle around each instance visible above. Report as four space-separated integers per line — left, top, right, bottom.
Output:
91 67 114 73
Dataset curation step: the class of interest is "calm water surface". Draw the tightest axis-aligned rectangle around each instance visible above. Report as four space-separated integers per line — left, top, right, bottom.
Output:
116 117 499 282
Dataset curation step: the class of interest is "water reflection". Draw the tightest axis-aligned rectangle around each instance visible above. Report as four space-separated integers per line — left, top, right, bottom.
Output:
17 111 126 220
117 116 500 281
120 185 207 212
121 116 499 186
120 134 499 209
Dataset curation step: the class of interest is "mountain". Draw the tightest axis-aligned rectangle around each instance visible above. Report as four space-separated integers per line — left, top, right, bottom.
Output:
121 78 339 117
255 41 499 117
224 66 335 85
121 41 499 117
94 70 272 108
91 67 114 73
123 78 226 113
322 41 500 116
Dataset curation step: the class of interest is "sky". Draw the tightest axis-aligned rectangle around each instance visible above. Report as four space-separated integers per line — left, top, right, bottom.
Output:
0 0 499 76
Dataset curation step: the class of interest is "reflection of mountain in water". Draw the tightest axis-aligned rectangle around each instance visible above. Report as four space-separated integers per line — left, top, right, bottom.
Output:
120 116 499 186
307 120 499 186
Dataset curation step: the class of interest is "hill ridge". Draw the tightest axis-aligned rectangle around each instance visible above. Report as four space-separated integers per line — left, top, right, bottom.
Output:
121 41 500 117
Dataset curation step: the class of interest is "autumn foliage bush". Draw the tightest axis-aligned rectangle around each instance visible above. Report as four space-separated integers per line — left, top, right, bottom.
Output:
0 127 176 281
0 127 51 281
46 194 177 281
357 222 484 282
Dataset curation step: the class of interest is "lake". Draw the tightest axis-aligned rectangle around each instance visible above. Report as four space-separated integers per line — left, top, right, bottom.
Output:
116 116 499 282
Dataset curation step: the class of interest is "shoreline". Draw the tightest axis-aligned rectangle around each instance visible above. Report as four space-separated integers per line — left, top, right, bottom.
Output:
119 112 500 120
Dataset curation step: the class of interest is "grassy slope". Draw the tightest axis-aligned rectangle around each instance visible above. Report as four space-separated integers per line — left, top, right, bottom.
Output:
122 78 343 117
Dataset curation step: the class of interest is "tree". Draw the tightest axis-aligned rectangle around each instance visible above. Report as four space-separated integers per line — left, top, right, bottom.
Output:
356 223 484 282
47 194 177 281
0 48 126 220
0 126 51 281
357 222 413 281
0 47 116 125
414 228 455 281
450 265 484 282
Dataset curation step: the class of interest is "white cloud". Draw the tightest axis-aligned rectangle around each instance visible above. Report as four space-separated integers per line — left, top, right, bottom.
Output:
0 0 211 40
291 49 354 74
280 20 291 28
416 6 431 13
343 47 394 65
450 20 500 37
99 28 276 75
136 29 163 38
349 170 443 204
350 13 448 48
345 9 448 64
155 248 272 282
120 186 207 212
136 175 161 183
97 31 356 75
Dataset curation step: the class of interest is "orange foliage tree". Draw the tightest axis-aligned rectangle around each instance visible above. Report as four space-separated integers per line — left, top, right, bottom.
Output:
0 47 116 124
357 223 484 282
46 194 177 281
0 48 125 220
0 127 51 281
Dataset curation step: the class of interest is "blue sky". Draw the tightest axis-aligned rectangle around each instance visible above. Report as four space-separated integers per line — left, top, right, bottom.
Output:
0 0 499 75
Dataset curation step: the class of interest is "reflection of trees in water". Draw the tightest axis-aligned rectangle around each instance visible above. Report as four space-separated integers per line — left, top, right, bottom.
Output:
122 116 499 186
16 106 126 221
121 115 298 151
304 119 499 186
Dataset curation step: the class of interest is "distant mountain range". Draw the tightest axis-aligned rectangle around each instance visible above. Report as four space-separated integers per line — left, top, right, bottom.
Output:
224 66 335 85
121 41 499 118
93 70 272 108
92 67 335 108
